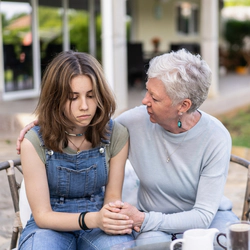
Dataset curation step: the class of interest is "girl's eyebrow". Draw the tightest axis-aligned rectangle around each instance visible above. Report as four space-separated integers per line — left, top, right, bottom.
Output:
71 89 93 94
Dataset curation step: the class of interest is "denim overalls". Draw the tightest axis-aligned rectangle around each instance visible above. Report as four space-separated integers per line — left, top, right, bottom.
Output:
18 120 133 250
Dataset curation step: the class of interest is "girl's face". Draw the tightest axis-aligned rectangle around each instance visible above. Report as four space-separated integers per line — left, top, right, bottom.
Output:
64 75 98 133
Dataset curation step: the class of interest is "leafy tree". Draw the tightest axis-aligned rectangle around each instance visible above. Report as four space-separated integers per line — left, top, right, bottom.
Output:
223 19 250 69
95 15 102 61
38 7 61 27
224 0 250 7
224 19 250 48
1 13 8 28
69 10 89 53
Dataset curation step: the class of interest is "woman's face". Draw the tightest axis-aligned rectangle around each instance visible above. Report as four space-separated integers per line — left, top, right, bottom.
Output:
64 75 98 133
142 77 180 128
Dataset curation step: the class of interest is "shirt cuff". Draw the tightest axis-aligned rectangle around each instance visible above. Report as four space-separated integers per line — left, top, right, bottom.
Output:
140 212 149 232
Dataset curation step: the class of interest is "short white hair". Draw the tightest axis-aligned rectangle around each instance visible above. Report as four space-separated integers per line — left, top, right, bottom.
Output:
147 49 211 113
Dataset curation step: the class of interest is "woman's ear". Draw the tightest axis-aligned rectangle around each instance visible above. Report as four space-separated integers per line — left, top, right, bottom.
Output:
179 99 192 113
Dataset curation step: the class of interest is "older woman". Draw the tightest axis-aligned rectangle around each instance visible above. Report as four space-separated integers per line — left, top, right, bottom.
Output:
113 48 239 240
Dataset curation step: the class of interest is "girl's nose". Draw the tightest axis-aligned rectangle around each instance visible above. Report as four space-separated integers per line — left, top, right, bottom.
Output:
80 98 88 110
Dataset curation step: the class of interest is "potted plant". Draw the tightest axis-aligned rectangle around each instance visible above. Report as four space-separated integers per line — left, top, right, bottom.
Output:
151 37 161 53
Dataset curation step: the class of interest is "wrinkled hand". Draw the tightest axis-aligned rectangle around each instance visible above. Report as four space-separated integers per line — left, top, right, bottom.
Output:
16 120 38 155
109 201 145 232
97 203 133 235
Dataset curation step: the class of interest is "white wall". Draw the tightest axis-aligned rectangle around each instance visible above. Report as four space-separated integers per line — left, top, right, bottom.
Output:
131 0 201 53
130 0 219 97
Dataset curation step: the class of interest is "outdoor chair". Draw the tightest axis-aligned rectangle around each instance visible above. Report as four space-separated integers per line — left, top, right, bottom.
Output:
230 154 250 220
0 159 22 250
1 154 250 250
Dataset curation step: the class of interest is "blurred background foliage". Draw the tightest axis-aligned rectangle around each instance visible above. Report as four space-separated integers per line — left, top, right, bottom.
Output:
219 106 250 148
1 7 129 61
222 19 250 70
224 0 250 6
2 2 250 67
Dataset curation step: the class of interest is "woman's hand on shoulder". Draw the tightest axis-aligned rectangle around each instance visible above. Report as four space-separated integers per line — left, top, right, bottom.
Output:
16 120 38 154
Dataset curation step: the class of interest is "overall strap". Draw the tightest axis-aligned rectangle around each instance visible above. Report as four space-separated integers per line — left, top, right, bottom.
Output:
101 119 114 145
31 126 45 147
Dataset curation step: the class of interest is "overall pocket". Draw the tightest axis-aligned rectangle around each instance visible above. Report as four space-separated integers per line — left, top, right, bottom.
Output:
56 164 99 197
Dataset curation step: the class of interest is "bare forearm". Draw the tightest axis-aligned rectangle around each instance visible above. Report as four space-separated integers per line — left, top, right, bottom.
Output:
34 208 132 235
34 211 80 231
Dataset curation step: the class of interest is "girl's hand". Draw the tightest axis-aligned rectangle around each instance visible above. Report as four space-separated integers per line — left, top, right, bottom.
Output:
109 201 145 232
95 203 133 235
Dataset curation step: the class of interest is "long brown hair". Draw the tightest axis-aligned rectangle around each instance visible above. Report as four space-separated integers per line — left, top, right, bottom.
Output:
36 51 116 152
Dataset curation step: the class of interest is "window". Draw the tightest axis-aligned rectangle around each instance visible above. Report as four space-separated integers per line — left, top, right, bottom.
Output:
176 2 198 35
1 1 33 93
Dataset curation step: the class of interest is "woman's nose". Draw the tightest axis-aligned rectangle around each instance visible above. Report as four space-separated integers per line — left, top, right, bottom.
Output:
142 92 150 106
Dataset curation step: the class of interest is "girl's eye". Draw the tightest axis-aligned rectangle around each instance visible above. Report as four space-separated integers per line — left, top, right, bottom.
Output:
68 94 78 100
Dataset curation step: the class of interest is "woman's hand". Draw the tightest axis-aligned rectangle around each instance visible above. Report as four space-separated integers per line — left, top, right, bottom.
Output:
16 120 38 154
89 203 133 235
109 201 145 232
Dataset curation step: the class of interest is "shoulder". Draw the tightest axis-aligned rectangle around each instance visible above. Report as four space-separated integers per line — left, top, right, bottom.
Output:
198 110 231 151
200 111 230 136
108 120 129 158
112 120 129 140
24 126 46 163
25 126 41 144
119 105 147 117
115 105 148 127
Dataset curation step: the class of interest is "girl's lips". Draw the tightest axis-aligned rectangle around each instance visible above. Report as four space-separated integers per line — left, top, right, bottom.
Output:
78 115 89 117
77 115 90 120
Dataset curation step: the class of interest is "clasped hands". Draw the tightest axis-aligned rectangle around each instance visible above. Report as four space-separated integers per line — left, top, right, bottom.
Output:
100 200 144 235
104 200 145 234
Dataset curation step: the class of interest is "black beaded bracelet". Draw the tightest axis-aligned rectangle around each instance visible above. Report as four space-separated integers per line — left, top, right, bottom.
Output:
78 212 90 230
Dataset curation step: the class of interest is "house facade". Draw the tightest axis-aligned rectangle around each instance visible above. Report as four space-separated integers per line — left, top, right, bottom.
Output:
0 0 223 114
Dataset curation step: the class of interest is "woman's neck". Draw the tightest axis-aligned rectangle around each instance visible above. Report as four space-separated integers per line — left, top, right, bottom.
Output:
163 110 201 134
